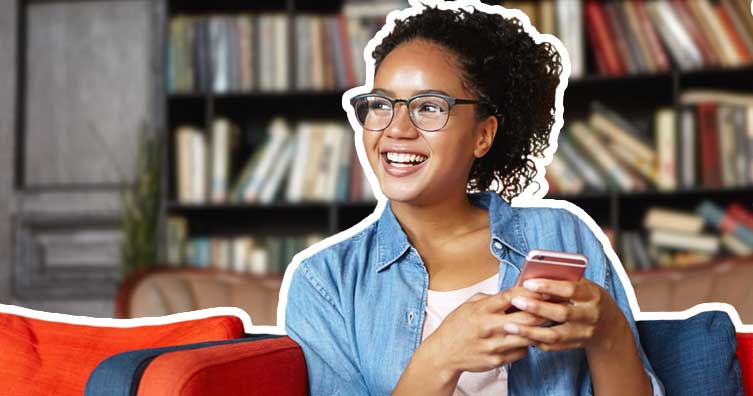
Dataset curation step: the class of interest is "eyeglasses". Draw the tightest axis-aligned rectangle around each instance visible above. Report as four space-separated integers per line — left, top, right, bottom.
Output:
349 93 485 132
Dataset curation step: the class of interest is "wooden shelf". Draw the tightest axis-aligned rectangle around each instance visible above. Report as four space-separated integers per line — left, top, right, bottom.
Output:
160 0 753 270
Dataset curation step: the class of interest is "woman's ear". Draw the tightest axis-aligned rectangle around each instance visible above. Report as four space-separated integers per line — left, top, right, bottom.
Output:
473 115 498 158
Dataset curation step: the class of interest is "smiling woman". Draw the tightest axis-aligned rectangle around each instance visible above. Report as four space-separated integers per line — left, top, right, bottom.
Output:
283 2 665 396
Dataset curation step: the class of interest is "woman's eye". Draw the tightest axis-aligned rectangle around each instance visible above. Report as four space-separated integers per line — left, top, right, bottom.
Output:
419 103 443 113
369 101 390 111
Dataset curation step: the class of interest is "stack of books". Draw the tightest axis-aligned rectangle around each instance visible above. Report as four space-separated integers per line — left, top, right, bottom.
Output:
501 0 585 78
167 2 401 93
585 0 753 75
620 201 753 272
505 0 753 77
166 216 324 274
546 91 753 195
174 117 376 205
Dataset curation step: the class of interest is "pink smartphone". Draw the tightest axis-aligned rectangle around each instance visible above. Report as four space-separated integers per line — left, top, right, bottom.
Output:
505 249 588 318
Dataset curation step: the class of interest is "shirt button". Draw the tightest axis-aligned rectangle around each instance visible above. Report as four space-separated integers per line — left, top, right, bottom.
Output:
407 311 415 324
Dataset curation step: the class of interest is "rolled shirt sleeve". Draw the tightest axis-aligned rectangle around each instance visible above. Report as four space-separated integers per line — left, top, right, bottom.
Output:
284 260 372 396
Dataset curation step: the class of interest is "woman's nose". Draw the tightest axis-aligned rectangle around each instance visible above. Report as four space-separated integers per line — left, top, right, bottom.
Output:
385 103 419 139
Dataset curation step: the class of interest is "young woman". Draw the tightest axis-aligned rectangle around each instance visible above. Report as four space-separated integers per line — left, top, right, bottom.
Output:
283 3 664 396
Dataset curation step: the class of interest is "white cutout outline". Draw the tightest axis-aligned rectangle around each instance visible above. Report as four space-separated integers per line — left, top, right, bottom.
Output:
1 0 750 346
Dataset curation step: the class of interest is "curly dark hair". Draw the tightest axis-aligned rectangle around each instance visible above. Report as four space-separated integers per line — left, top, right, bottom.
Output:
372 3 563 202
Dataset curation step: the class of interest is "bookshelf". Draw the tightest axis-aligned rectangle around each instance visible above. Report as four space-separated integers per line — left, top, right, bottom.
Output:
160 0 753 277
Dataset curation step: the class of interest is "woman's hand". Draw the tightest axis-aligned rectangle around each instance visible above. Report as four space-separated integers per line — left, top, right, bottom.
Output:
421 287 551 376
501 278 626 354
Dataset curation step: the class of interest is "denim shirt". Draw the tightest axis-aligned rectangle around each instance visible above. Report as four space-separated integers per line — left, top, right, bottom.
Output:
283 191 665 396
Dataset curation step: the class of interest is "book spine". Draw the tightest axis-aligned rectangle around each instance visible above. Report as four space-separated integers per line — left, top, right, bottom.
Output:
633 0 671 71
715 1 753 63
585 0 625 75
655 108 677 191
697 102 723 188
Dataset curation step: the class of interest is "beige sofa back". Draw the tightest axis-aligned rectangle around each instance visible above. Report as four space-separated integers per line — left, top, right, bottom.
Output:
117 268 283 326
118 257 753 326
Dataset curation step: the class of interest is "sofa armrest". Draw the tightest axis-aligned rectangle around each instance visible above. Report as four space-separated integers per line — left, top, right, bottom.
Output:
85 334 287 396
738 333 753 396
137 335 307 396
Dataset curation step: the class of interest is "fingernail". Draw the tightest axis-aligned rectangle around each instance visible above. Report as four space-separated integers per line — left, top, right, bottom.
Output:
511 297 528 310
504 323 519 334
523 280 541 291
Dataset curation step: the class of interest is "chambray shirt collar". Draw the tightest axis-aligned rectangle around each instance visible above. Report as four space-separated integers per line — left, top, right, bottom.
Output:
375 191 528 273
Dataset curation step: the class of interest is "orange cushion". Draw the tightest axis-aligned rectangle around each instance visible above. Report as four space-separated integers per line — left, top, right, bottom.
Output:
0 312 244 396
138 336 307 396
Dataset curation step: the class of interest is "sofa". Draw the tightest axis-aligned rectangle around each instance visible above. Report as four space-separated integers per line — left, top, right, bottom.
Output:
0 305 751 395
116 257 753 325
2 258 753 395
114 267 283 325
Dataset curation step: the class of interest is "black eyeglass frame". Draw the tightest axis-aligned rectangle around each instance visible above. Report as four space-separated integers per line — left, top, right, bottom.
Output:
349 92 489 132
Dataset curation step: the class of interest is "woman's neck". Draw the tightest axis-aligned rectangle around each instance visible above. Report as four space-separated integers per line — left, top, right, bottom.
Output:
390 193 488 248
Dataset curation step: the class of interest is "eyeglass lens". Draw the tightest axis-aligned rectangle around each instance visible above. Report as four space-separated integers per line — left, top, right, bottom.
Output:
354 95 450 131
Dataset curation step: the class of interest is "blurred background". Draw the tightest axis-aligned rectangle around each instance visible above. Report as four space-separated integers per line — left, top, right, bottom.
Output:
1 0 753 325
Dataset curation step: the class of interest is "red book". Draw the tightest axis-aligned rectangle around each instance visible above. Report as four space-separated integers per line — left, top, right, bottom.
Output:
585 0 625 75
728 203 753 231
632 0 671 72
715 2 753 64
697 103 723 188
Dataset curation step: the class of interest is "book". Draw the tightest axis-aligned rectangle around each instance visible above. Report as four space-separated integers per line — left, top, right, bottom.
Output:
584 0 624 75
721 233 753 256
649 229 720 255
258 140 295 204
728 203 753 230
654 107 676 191
229 132 270 202
589 101 655 164
547 154 585 194
717 105 738 187
697 102 723 188
677 105 697 189
697 200 753 249
643 207 706 234
175 125 206 204
556 135 607 192
241 117 292 202
633 0 672 72
570 121 634 191
287 122 313 202
210 118 240 203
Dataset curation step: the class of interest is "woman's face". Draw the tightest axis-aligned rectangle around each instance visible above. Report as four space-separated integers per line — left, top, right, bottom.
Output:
362 39 496 205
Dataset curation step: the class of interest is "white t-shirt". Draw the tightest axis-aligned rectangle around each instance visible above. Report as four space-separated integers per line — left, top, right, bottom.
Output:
420 273 507 396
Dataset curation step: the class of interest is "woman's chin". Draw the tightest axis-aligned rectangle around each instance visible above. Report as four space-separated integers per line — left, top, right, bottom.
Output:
379 181 427 204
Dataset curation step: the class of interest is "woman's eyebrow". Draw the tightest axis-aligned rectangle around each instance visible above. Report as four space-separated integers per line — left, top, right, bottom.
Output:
370 88 451 96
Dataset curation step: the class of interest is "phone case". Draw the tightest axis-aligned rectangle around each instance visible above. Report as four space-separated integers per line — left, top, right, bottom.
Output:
504 249 588 319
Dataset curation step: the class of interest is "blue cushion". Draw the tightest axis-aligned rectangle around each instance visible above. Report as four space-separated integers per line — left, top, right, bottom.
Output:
637 311 744 396
84 333 281 396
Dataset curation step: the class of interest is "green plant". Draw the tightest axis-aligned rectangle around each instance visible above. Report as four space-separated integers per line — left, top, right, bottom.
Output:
119 126 162 283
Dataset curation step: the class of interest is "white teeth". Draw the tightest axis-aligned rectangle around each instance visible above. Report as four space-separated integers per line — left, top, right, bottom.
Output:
385 152 427 164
